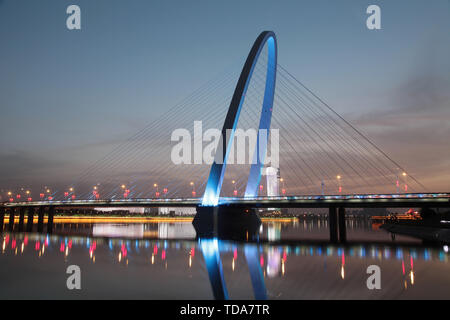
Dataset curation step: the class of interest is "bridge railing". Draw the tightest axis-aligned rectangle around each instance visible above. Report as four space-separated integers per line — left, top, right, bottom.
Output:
2 192 449 206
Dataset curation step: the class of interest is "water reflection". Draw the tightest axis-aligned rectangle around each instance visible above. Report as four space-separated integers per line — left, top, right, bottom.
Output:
1 225 450 299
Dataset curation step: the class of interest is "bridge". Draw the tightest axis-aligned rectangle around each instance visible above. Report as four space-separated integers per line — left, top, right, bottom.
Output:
1 31 449 242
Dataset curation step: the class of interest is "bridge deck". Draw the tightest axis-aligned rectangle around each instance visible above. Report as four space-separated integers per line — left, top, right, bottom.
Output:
1 193 449 209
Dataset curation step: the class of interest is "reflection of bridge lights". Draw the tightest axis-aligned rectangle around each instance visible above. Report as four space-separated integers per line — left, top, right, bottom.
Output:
151 253 155 264
266 249 280 277
281 260 285 276
410 271 414 285
232 258 235 271
341 265 345 279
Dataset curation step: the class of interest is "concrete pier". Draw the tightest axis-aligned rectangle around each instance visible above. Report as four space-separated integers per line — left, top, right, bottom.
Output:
47 207 55 234
193 206 261 240
18 207 26 231
37 207 45 233
8 208 15 231
0 207 5 232
329 206 338 242
338 207 347 242
26 207 34 232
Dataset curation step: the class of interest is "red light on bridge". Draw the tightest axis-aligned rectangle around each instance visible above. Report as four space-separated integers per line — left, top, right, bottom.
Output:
16 194 21 199
123 192 128 198
282 188 286 195
39 193 44 199
259 185 263 191
48 196 53 200
233 190 238 196
95 193 100 199
155 192 160 197
163 188 168 194
405 185 408 192
64 192 69 197
339 186 342 193
192 191 196 197
9 198 13 202
71 195 76 200
27 197 32 202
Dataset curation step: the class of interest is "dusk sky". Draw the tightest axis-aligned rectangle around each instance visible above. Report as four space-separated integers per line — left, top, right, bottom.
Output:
0 0 449 195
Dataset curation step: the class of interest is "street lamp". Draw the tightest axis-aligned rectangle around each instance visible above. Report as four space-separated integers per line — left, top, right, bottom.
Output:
402 172 408 192
280 177 286 195
232 180 238 196
154 183 160 197
337 175 342 193
190 182 196 197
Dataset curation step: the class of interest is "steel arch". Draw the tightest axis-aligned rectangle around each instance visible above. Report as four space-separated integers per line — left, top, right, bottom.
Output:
202 31 277 206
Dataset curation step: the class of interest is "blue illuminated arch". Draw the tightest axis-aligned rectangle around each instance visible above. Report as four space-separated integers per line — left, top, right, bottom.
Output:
202 31 277 206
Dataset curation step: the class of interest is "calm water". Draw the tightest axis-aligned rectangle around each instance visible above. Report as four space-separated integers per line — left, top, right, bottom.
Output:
1 217 449 299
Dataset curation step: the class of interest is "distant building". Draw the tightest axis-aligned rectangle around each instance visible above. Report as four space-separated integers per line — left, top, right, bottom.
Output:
264 166 280 197
94 206 196 216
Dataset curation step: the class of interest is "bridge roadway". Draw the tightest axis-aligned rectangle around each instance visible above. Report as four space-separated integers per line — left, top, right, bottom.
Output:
1 192 449 209
1 192 449 242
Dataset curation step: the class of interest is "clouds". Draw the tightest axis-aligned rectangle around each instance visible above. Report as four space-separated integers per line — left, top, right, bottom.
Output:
0 150 65 186
351 72 450 190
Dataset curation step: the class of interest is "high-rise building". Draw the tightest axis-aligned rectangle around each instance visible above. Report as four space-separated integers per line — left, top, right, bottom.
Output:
264 166 280 197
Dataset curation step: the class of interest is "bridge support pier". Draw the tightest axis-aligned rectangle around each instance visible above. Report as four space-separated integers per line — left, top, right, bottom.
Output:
18 207 26 232
329 206 338 242
0 207 4 232
338 207 346 243
37 207 45 233
26 207 34 232
8 208 15 231
193 206 261 240
47 207 55 234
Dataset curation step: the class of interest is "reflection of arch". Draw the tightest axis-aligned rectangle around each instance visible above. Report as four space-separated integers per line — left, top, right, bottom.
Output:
200 239 267 300
202 31 277 206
